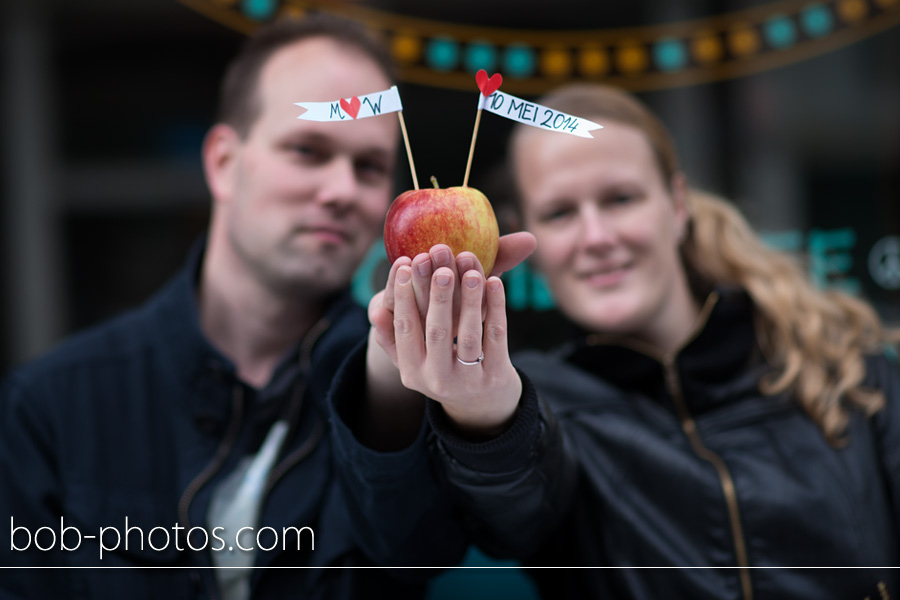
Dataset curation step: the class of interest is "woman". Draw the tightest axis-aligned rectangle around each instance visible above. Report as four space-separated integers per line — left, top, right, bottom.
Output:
372 84 900 599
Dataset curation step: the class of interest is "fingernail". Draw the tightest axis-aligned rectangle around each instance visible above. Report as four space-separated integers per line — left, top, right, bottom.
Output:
465 275 479 289
396 268 411 284
488 278 501 291
458 257 474 274
416 259 431 277
432 248 451 266
436 272 451 287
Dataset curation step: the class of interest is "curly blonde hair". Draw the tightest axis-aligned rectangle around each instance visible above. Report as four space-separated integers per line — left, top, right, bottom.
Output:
517 83 896 445
683 190 894 445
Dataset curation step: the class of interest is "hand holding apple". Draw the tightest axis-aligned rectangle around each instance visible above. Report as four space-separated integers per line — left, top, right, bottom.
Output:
383 176 499 275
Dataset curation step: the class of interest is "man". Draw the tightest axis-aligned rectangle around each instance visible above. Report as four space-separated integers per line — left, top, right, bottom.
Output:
0 14 466 599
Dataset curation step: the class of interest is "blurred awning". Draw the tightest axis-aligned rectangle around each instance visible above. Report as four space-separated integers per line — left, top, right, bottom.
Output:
176 0 900 93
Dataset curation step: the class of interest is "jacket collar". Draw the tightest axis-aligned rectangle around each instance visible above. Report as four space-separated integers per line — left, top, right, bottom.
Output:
151 237 232 388
562 288 765 414
144 237 362 393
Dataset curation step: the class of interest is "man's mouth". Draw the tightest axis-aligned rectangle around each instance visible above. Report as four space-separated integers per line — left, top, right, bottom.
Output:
301 225 351 244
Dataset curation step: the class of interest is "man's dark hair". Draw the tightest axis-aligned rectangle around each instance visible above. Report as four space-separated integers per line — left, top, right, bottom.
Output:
216 12 396 137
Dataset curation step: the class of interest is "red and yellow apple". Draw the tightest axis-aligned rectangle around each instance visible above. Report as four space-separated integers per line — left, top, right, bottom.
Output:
383 177 500 275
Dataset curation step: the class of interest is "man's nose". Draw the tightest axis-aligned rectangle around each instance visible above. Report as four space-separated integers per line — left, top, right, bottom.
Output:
315 155 360 208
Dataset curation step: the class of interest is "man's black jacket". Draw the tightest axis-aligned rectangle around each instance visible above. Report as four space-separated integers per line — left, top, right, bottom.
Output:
0 244 464 599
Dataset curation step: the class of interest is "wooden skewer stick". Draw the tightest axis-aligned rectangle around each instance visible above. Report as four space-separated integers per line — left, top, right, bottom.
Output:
397 111 418 190
462 108 483 188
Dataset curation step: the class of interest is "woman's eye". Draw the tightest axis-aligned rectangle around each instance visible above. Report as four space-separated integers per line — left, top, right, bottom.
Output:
605 189 643 206
538 205 575 223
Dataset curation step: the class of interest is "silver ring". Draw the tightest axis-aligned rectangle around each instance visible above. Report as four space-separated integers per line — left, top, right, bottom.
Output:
456 351 484 366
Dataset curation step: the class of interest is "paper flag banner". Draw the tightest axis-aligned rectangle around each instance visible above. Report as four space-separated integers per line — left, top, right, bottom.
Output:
477 90 603 138
295 85 403 121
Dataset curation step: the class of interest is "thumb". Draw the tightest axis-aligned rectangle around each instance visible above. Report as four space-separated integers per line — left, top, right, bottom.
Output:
491 231 537 277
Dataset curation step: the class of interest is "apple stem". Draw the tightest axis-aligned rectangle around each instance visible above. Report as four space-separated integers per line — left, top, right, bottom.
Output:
430 176 440 189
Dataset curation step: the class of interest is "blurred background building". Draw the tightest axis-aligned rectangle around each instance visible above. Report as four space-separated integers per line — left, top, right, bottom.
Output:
3 0 899 374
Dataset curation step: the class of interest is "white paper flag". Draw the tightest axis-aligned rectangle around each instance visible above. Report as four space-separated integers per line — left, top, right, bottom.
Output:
477 90 603 138
295 85 403 121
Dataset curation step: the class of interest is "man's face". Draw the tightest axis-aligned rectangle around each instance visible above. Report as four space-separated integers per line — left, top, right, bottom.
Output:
211 37 399 300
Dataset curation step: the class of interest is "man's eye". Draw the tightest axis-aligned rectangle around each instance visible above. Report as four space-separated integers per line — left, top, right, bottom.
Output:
356 160 389 181
292 145 324 161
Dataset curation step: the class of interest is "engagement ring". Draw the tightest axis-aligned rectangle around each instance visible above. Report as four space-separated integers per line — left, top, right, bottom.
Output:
456 352 485 366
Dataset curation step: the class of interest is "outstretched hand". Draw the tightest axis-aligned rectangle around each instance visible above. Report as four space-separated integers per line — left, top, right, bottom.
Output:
367 232 533 436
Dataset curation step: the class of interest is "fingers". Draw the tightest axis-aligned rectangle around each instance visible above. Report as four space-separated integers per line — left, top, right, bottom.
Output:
369 309 398 365
456 270 485 365
409 245 460 335
368 290 396 362
390 245 497 387
410 244 458 326
482 276 511 374
492 231 537 277
424 267 455 368
430 245 461 334
367 289 386 323
456 251 487 322
374 257 410 363
383 256 411 313
410 252 432 323
429 244 458 280
392 265 425 378
455 251 485 279
457 252 487 322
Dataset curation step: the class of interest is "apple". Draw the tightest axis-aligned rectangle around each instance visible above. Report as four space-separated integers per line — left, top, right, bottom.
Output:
384 176 500 275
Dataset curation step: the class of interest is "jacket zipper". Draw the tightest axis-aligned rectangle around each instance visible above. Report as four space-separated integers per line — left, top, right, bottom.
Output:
177 383 245 530
585 292 752 597
264 317 331 495
663 356 753 600
178 315 332 527
175 313 332 597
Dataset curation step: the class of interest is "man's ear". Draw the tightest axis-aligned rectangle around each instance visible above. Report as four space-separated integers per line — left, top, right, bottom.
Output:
670 172 690 242
202 124 240 205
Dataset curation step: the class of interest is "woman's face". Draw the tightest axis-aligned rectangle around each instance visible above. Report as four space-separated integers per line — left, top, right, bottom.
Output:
514 120 697 350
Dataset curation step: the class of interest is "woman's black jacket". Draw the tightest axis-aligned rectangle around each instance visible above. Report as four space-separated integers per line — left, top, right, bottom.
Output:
427 290 900 600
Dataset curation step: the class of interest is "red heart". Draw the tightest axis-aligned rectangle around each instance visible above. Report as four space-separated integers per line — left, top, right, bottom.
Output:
339 96 361 119
475 70 503 97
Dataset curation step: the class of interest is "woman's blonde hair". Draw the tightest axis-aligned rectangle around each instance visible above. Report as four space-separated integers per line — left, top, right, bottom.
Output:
517 83 895 445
